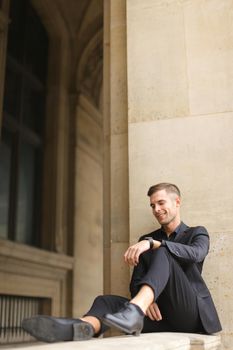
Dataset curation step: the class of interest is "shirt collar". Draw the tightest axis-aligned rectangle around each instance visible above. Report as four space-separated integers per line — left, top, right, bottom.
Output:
161 221 184 239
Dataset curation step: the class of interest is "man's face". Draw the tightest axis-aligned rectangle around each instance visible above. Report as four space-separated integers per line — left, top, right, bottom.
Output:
149 189 180 226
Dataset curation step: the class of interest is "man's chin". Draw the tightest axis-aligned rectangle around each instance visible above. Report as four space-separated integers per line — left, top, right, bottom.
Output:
158 217 171 225
157 219 168 225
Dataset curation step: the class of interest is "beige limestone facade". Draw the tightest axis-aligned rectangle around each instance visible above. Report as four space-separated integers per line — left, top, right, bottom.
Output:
127 1 233 348
0 0 232 349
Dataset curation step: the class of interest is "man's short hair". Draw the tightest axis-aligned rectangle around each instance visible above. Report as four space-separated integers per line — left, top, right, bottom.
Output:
147 183 181 197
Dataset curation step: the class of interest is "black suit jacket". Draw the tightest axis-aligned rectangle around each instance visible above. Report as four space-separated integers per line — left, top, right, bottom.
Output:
130 223 222 334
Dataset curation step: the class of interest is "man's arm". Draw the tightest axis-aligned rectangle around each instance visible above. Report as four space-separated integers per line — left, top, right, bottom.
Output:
125 227 209 266
164 227 209 263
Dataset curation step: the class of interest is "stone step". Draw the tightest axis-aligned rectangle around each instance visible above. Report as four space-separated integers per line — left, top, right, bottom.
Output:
1 333 221 350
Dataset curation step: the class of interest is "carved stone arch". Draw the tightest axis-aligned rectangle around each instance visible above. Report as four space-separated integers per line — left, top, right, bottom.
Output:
31 0 69 40
76 29 103 110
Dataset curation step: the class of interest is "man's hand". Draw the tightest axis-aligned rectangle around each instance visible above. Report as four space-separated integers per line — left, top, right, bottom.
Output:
146 302 162 321
124 240 151 266
124 239 161 266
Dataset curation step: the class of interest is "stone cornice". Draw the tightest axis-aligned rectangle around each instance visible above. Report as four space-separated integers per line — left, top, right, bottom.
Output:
0 238 74 271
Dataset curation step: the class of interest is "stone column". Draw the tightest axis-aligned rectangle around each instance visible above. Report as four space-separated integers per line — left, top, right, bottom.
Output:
103 0 129 297
126 0 233 347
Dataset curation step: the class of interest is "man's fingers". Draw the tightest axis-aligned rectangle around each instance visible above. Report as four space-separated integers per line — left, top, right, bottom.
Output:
152 303 162 321
124 247 139 266
146 303 162 321
124 247 138 266
146 308 156 321
124 240 150 266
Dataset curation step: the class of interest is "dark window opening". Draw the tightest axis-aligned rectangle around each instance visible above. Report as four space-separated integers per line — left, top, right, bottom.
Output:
0 0 48 247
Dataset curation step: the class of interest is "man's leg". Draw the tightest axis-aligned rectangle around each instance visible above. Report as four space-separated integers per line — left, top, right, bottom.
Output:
102 286 153 335
138 247 203 333
22 315 95 343
103 247 203 335
22 295 129 342
83 295 129 335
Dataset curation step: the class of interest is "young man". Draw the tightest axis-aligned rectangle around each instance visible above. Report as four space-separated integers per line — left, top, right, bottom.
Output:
22 183 222 342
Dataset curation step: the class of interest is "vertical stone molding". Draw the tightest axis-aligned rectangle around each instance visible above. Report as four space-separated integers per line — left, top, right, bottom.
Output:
73 94 103 316
103 0 130 297
32 0 71 254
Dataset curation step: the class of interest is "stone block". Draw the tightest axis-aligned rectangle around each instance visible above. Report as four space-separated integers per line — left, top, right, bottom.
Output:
1 333 221 350
127 0 189 122
183 0 233 116
186 333 221 350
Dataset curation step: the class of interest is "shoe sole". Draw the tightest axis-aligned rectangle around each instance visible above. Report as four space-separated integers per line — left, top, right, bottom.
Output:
102 317 141 336
22 316 73 343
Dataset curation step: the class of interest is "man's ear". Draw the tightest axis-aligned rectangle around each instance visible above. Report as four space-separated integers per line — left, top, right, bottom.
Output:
176 196 181 207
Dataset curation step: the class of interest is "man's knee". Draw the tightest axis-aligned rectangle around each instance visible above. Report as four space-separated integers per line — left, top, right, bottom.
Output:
92 295 122 307
151 246 170 260
92 295 108 306
91 294 128 315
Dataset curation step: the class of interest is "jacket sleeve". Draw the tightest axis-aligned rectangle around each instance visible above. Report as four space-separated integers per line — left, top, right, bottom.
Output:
164 227 209 263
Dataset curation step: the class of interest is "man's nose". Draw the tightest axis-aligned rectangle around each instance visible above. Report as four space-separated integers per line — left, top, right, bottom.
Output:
153 205 160 212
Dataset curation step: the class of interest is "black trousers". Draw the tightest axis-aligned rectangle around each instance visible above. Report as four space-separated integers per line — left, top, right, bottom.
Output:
85 247 204 335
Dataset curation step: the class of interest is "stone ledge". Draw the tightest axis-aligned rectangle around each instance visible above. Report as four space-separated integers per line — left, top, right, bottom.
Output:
1 333 221 350
187 333 221 350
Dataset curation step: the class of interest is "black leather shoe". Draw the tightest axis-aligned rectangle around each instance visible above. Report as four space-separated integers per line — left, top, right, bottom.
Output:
22 315 94 342
102 302 144 336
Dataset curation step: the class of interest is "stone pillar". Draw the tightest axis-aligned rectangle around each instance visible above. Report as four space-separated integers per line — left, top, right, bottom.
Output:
126 0 233 347
103 0 129 297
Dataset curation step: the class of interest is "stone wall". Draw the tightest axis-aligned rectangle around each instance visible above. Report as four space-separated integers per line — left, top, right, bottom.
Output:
127 0 233 348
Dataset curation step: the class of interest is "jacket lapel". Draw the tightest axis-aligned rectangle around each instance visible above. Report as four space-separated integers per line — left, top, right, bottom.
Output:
174 222 190 242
